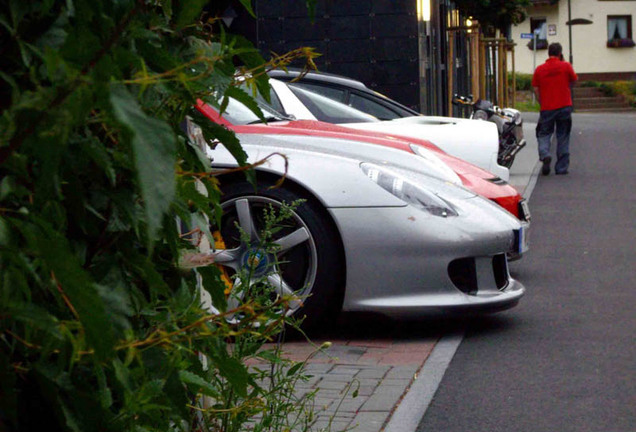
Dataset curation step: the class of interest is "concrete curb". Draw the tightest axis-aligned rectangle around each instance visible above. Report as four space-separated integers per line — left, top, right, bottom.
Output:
383 332 464 432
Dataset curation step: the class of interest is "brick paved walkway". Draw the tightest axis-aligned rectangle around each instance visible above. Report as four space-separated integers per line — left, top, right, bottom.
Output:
267 337 438 432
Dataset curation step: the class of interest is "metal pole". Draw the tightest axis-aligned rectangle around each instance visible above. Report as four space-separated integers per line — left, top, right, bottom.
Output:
532 33 537 104
533 33 537 70
568 0 573 64
512 42 516 107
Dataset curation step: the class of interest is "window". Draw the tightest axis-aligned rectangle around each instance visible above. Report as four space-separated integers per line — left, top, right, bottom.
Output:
264 87 285 114
528 18 548 50
291 82 347 103
607 15 635 48
349 94 401 120
288 86 378 124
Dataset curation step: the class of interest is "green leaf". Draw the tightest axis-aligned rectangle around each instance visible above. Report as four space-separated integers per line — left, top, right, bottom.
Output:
94 365 113 409
180 180 214 220
232 35 271 99
226 85 266 121
197 266 227 313
112 358 132 393
164 371 189 419
0 71 19 105
211 354 249 398
34 223 116 360
0 352 17 427
125 249 171 299
179 370 221 398
286 361 304 377
189 111 248 167
3 302 62 341
185 134 212 172
190 212 214 247
174 0 208 29
255 349 283 364
81 135 116 186
36 12 69 52
237 0 255 17
109 85 176 246
95 283 132 335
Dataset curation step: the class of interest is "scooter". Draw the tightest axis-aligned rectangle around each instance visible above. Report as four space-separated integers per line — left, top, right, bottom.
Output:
452 94 526 168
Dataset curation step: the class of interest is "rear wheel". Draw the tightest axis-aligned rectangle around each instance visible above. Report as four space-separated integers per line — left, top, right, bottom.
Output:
211 180 344 330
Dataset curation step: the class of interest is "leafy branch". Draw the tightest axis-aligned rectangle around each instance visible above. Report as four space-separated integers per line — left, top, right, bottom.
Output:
0 1 326 431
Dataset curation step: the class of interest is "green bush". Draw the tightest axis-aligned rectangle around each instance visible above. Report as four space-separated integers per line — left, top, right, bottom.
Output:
598 83 615 96
514 100 541 112
509 72 533 91
579 81 601 88
610 81 636 106
578 80 636 106
0 1 326 432
608 80 636 96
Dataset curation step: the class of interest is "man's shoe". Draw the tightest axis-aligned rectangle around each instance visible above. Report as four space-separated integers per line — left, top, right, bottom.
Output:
556 170 569 175
541 156 552 176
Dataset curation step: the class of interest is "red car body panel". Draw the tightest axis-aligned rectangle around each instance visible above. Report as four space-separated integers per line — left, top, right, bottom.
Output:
196 101 523 219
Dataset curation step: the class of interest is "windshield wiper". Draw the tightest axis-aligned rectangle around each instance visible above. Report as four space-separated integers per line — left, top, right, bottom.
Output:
247 116 290 125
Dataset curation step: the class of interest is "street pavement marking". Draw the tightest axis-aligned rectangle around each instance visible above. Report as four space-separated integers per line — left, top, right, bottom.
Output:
523 158 542 201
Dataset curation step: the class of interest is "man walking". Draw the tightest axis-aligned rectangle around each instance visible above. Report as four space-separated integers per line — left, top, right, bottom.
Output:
532 42 578 175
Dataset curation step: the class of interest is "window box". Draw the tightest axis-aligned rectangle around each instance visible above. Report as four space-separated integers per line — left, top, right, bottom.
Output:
606 38 635 48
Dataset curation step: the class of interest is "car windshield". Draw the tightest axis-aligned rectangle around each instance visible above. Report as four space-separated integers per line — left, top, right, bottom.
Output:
215 95 288 125
288 85 379 124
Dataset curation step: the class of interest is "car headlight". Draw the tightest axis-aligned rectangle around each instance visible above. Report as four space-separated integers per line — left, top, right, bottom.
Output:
473 110 489 121
361 163 458 217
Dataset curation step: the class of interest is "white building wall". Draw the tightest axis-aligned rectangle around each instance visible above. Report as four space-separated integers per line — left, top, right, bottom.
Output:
511 0 636 76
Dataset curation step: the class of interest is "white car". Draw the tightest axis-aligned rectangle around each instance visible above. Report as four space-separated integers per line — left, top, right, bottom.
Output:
266 78 508 181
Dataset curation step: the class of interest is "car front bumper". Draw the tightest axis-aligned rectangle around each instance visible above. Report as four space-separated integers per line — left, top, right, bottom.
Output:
329 200 525 317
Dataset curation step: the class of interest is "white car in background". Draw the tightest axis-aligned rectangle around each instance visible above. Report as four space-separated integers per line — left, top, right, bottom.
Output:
267 74 508 181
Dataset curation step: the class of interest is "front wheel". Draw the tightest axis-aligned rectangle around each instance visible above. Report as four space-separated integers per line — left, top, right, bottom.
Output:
211 180 345 330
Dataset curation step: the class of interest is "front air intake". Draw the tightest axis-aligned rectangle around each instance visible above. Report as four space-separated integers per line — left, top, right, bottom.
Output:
448 257 478 295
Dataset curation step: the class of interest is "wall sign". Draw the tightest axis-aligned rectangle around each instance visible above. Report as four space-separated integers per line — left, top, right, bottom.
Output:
548 24 557 36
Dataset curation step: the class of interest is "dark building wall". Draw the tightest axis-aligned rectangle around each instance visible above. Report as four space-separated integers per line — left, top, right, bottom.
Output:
250 0 421 110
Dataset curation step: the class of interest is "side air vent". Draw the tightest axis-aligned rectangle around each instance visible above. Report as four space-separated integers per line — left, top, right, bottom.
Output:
486 177 508 185
492 254 509 290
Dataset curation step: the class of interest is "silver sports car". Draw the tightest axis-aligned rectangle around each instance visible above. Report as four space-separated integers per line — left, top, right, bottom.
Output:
189 120 525 328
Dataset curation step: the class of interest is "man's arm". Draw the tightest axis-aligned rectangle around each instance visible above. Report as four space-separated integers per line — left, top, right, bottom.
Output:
568 63 578 83
533 86 540 104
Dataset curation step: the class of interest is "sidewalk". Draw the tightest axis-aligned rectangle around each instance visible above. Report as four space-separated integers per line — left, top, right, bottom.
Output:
277 338 438 432
271 119 540 432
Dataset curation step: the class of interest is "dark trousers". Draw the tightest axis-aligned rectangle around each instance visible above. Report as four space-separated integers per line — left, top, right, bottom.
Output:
536 106 573 174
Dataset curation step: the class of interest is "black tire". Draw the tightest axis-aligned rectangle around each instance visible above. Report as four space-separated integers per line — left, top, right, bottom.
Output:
216 179 345 331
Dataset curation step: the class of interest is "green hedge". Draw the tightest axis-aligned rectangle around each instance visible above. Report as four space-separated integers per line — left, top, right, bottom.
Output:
509 73 533 91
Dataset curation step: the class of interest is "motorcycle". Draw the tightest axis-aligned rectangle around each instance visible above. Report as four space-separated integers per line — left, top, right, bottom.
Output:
452 94 526 168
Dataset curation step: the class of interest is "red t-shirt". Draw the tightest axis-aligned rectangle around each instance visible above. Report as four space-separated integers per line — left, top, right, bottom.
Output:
532 57 578 111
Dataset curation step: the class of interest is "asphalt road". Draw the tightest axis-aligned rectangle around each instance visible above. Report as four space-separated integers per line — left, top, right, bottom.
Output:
416 112 636 432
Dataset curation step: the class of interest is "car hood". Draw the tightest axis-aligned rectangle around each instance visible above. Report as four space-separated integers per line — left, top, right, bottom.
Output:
341 117 507 180
230 120 462 186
